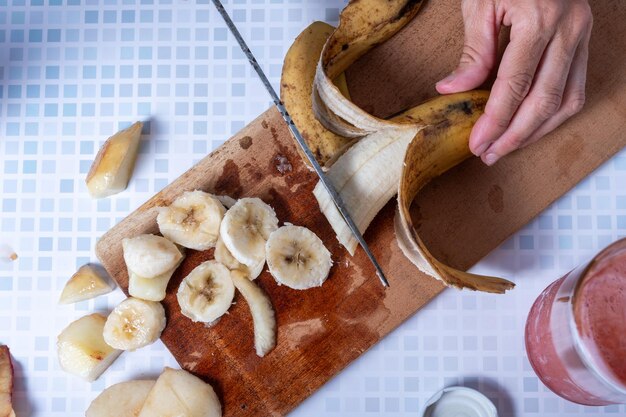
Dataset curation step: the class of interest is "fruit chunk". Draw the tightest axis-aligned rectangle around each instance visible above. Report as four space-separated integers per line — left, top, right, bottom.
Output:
103 298 166 351
219 198 279 269
137 367 221 417
157 191 226 251
86 121 143 198
177 261 235 324
231 271 276 357
128 246 184 302
266 225 332 290
85 380 155 417
122 234 183 279
0 346 15 417
59 264 114 304
214 237 263 280
57 314 122 382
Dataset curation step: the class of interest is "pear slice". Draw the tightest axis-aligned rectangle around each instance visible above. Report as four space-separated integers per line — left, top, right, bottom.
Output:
86 121 143 198
57 314 122 382
86 380 155 417
59 264 114 304
138 367 221 417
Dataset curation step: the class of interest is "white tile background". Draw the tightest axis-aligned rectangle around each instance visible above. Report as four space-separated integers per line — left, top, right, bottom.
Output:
1 0 625 416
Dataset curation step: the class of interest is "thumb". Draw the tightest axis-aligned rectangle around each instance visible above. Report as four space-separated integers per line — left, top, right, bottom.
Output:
436 0 498 94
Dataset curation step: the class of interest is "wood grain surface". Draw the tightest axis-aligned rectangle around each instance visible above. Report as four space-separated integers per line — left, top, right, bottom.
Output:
96 0 626 415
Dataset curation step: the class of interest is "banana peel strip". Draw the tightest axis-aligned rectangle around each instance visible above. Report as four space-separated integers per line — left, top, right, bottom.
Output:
309 0 514 293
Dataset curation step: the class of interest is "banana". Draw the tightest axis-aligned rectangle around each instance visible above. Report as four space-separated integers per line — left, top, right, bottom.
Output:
280 0 515 293
86 380 155 417
128 246 185 302
57 313 122 382
102 297 166 351
177 260 235 324
59 264 114 304
157 190 226 251
215 194 237 209
214 236 264 280
231 271 276 357
266 225 332 290
220 198 279 269
122 234 183 279
137 367 221 417
281 21 354 167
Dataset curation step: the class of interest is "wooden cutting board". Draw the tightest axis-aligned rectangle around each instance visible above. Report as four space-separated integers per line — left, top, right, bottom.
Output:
96 0 626 415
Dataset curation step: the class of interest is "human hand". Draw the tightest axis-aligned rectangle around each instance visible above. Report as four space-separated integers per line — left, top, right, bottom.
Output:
436 0 593 165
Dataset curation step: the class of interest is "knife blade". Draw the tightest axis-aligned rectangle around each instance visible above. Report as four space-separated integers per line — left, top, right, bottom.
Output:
210 0 389 288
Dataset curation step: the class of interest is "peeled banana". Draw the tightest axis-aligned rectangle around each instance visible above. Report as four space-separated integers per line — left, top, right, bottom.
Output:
103 297 166 351
266 225 332 290
177 260 235 324
231 271 276 357
281 2 514 293
122 234 183 279
157 190 226 251
214 236 263 280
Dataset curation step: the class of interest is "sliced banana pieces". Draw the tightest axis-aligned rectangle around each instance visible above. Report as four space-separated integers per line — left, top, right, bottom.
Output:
122 234 183 279
220 197 279 270
103 297 166 351
231 271 276 357
177 260 235 324
157 190 226 251
214 236 264 280
266 225 332 290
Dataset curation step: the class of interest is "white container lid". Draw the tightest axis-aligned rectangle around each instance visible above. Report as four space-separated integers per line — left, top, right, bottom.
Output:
422 386 498 417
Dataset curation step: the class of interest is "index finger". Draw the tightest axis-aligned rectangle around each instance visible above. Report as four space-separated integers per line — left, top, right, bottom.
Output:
469 21 551 155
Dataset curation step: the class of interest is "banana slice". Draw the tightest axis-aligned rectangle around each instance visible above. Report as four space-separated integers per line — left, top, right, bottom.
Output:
86 380 155 417
266 225 332 290
177 260 235 324
220 197 279 270
157 190 226 251
103 298 166 351
231 271 276 357
128 246 185 302
122 234 182 279
214 236 263 280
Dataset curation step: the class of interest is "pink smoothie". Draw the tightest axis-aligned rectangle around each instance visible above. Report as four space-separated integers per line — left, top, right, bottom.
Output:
525 244 626 405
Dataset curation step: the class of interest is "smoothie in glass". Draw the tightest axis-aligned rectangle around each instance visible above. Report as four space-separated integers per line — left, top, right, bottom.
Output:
525 238 626 405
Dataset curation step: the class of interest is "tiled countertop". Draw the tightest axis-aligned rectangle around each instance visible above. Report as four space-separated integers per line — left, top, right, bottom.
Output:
1 1 625 416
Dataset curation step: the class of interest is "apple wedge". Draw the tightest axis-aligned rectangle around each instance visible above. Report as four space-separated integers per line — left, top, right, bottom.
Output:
57 314 122 382
138 367 221 417
86 121 143 199
0 346 15 417
86 380 155 417
59 264 114 304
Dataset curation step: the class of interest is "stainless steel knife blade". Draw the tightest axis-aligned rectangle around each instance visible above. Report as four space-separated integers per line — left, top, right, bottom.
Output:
210 0 389 288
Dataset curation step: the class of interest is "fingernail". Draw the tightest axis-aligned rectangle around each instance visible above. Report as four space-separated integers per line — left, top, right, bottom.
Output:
473 141 491 156
484 153 499 166
436 72 456 86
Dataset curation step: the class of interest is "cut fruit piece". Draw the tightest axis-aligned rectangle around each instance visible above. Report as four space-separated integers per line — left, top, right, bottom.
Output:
86 380 155 417
138 367 221 417
57 314 122 382
231 271 276 357
219 198 279 269
86 121 143 199
157 190 226 251
128 246 184 302
281 21 354 167
103 298 166 351
59 264 114 304
0 346 15 417
214 236 263 280
266 225 332 290
122 234 183 279
214 194 236 209
177 261 235 324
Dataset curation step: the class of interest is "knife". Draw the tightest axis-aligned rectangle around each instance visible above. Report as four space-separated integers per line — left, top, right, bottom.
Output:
210 0 389 288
